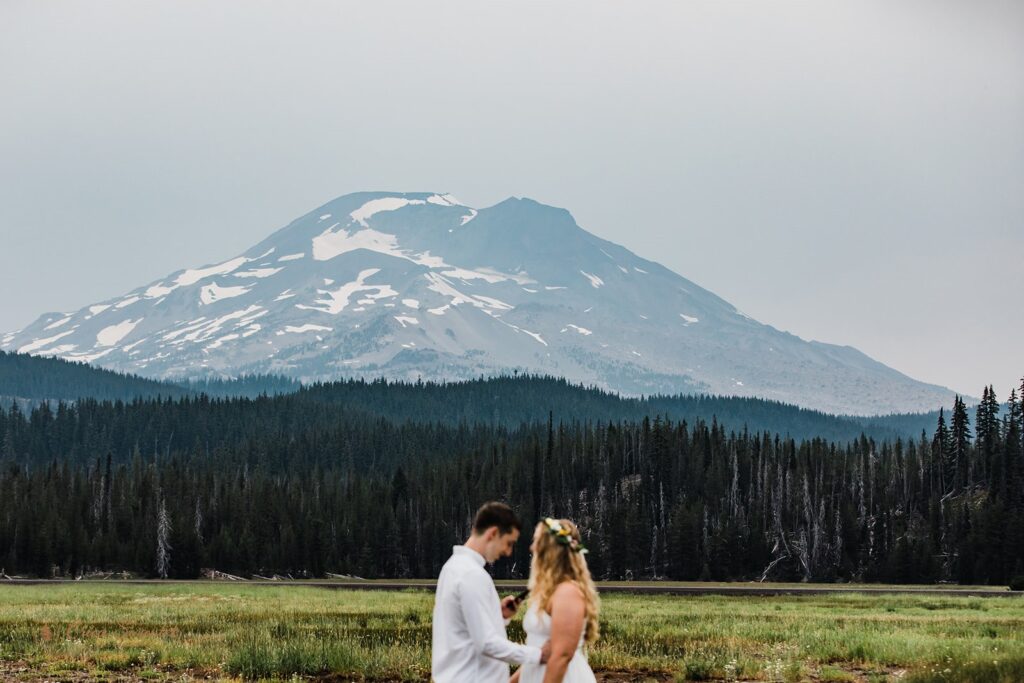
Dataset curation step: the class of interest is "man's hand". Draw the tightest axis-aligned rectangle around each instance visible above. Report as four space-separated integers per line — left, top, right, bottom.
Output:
500 594 520 620
539 639 552 664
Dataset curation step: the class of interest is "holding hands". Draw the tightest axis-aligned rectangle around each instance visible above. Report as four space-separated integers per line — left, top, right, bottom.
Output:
500 594 520 620
503 593 551 665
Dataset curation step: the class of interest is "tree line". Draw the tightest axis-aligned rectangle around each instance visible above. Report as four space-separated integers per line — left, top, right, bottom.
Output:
0 350 188 404
0 350 303 405
1 348 943 444
0 377 1021 584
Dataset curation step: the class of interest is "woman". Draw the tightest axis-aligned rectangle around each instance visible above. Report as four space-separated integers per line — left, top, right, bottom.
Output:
511 518 600 683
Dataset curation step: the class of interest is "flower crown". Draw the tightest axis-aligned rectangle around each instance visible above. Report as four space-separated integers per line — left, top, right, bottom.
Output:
543 517 589 554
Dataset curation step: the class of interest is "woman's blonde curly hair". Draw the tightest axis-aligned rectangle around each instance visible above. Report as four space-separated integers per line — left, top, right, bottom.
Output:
527 518 600 644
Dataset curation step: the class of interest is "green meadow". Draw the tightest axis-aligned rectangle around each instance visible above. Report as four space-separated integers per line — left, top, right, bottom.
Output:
1 584 1022 682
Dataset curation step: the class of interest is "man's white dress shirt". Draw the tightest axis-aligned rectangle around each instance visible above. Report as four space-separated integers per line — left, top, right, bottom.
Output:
432 545 542 682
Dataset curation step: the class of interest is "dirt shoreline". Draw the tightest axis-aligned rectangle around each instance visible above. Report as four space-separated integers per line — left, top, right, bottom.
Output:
1 578 1017 598
0 661 906 683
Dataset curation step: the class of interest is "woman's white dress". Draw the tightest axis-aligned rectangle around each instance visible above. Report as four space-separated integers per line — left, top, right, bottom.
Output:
517 604 596 683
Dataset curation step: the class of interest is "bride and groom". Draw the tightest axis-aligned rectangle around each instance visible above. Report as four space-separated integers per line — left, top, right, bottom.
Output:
432 502 600 683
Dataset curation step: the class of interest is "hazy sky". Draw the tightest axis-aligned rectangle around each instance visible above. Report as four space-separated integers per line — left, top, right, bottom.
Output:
2 1 1021 398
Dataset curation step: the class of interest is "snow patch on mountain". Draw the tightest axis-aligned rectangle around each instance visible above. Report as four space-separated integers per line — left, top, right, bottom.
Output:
296 268 397 315
115 296 141 309
206 334 240 350
41 343 78 355
200 283 252 305
580 271 604 289
146 256 254 299
123 337 148 353
177 256 250 287
441 268 506 284
163 306 265 345
427 194 463 206
518 328 547 346
97 319 142 347
44 316 73 331
234 267 283 278
20 329 76 354
313 226 396 261
278 324 333 335
424 273 512 312
350 197 423 227
474 295 513 311
70 348 115 363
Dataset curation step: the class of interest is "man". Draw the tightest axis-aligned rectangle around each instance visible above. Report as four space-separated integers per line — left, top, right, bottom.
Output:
432 502 549 682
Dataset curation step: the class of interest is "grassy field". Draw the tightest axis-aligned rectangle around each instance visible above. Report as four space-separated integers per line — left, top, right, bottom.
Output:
229 579 1010 592
0 584 1022 682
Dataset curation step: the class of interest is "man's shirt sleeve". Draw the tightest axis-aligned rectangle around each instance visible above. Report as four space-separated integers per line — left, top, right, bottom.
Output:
457 574 543 665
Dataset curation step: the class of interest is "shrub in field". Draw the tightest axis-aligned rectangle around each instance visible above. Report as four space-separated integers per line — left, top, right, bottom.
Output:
97 651 146 672
226 632 275 679
226 625 368 679
0 624 40 660
1008 576 1024 592
681 659 713 680
817 665 856 681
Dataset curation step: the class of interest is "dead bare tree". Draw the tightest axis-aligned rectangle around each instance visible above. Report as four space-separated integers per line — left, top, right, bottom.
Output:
156 494 172 579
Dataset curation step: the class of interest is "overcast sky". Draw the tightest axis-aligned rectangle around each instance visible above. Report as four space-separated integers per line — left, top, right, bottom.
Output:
2 0 1021 398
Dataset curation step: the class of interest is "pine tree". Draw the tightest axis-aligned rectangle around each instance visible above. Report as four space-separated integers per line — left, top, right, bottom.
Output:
933 409 951 493
976 386 1001 487
950 396 972 490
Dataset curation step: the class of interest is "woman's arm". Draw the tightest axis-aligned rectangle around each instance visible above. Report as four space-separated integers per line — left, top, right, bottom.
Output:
541 583 586 683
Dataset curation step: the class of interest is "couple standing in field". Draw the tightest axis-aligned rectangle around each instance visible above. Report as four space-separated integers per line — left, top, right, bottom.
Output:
431 502 600 683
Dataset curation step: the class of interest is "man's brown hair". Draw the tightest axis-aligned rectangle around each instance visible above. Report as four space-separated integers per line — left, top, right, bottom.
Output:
472 501 522 535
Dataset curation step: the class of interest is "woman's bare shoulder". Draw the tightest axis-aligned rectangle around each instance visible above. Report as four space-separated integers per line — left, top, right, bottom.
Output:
552 580 585 602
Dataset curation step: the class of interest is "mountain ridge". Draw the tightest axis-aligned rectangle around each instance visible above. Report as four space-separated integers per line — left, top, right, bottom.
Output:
1 191 963 415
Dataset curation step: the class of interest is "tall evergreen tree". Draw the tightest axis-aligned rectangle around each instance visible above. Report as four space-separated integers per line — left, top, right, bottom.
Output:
933 408 951 493
950 396 972 489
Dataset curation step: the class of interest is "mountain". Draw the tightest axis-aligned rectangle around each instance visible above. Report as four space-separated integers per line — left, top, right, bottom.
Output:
1 191 961 415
